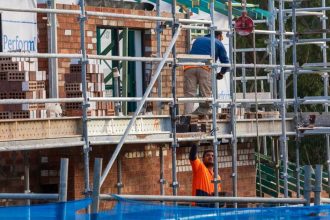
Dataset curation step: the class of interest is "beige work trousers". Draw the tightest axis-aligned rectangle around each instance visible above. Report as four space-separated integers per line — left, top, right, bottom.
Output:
184 67 212 114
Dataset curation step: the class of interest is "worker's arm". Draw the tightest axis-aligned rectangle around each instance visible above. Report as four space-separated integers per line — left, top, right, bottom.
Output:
189 143 202 171
189 143 198 161
216 41 229 74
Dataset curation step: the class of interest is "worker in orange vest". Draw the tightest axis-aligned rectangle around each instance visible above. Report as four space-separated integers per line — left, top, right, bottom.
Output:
189 143 222 207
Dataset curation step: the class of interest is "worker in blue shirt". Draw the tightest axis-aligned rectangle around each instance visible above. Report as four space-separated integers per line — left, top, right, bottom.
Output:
184 31 229 115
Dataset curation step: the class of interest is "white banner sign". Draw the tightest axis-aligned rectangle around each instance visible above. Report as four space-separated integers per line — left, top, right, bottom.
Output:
1 0 37 52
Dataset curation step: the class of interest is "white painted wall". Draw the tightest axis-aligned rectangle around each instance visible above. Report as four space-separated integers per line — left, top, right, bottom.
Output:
37 0 78 4
1 0 37 52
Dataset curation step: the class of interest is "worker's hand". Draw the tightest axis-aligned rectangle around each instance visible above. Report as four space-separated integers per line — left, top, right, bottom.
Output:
216 72 224 80
191 141 200 148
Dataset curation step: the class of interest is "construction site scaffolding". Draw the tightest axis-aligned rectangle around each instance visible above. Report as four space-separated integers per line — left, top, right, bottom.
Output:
0 0 329 208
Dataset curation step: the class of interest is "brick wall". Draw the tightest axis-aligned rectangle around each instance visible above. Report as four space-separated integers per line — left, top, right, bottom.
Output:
176 142 256 197
28 141 255 210
37 3 187 114
0 142 255 207
0 3 255 208
0 151 42 206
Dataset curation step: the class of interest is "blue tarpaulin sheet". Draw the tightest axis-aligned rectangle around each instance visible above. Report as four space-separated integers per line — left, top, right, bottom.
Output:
0 199 91 220
1 197 330 219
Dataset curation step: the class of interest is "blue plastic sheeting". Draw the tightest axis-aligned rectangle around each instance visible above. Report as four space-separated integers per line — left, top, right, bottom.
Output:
0 199 91 220
2 198 330 220
79 198 330 220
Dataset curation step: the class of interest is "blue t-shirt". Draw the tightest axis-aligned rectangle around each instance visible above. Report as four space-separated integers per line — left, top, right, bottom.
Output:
189 35 229 73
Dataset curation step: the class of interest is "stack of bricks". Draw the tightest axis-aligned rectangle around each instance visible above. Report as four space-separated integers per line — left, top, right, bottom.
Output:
64 63 114 116
0 57 47 119
176 115 213 133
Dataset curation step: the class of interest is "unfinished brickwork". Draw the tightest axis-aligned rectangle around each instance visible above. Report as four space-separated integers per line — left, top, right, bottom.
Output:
0 57 48 119
0 3 257 207
27 141 256 210
37 3 187 115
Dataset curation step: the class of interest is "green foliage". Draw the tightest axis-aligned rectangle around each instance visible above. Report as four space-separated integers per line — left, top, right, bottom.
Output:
235 1 330 166
288 136 327 166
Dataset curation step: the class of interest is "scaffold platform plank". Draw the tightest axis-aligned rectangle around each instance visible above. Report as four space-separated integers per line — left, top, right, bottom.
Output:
0 115 304 151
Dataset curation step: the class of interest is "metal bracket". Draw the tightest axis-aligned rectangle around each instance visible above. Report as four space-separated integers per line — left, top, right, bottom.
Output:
156 23 164 34
170 181 179 188
171 143 178 148
211 103 219 109
81 59 89 65
82 103 91 109
209 26 217 31
226 30 234 38
211 179 222 184
319 44 328 50
83 190 93 197
162 21 171 29
230 102 238 109
116 182 124 188
320 15 328 21
279 135 288 142
83 145 91 153
210 128 219 136
280 172 288 179
211 63 218 70
78 14 87 22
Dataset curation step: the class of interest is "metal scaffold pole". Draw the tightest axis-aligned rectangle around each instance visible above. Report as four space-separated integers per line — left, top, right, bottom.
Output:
78 0 91 196
159 145 166 196
241 52 247 98
156 0 163 115
47 0 58 98
227 0 238 202
321 0 330 197
116 156 123 194
292 0 301 198
253 29 262 197
279 0 289 197
268 0 277 99
170 0 179 197
23 152 30 206
210 0 220 208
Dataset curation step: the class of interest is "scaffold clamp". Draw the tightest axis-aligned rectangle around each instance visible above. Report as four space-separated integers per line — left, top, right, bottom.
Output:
83 103 90 109
81 59 89 64
211 179 222 184
83 189 92 197
170 181 179 188
116 182 124 188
